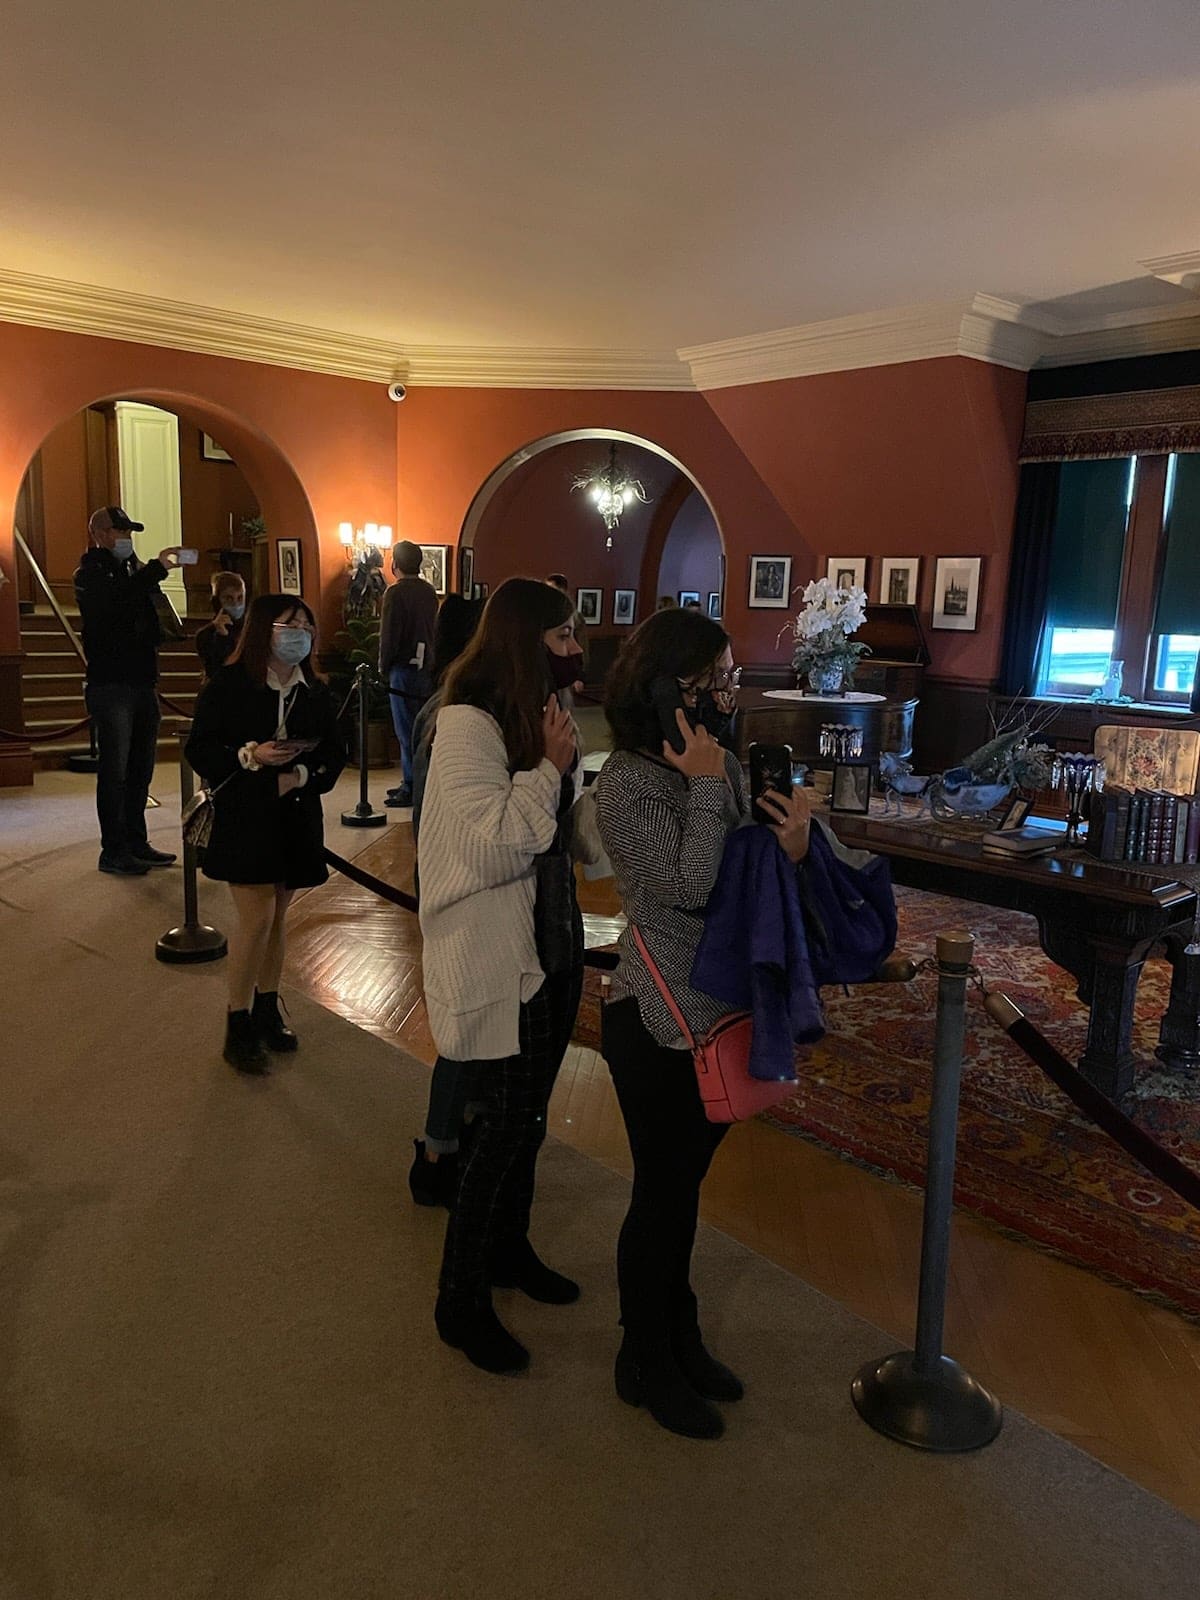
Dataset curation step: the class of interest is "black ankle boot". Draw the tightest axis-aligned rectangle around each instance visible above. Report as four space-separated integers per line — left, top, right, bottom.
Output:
672 1324 745 1402
252 990 298 1052
224 1009 268 1075
408 1140 459 1209
614 1340 724 1440
435 1297 530 1375
492 1238 580 1304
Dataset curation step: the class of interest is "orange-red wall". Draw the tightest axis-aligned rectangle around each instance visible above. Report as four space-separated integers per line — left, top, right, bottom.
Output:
705 357 1028 681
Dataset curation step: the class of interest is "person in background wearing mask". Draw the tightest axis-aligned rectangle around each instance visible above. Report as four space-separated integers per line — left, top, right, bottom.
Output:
186 595 344 1073
74 505 189 877
419 577 584 1376
379 539 439 809
195 571 247 679
547 573 588 690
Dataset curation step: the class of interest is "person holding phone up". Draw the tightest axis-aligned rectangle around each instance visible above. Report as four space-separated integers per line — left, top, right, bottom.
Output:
186 594 344 1074
195 570 248 679
595 607 811 1441
74 505 196 876
419 577 585 1377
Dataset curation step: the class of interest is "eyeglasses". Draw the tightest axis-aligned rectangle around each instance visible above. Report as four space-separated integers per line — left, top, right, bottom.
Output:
679 666 741 694
272 620 314 632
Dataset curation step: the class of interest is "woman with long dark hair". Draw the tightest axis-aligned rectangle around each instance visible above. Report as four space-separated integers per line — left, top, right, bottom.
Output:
595 607 811 1440
186 593 344 1074
420 577 584 1375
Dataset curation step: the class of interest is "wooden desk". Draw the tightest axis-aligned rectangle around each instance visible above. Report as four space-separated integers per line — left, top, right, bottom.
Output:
830 812 1196 1097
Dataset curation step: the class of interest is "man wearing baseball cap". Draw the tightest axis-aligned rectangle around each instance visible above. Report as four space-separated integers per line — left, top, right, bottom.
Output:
74 507 188 876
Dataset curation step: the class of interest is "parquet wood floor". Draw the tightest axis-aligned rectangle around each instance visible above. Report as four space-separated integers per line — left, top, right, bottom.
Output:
286 821 1200 1522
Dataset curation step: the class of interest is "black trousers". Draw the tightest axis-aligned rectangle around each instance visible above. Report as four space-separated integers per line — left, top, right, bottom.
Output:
84 681 160 856
439 965 583 1308
601 997 727 1350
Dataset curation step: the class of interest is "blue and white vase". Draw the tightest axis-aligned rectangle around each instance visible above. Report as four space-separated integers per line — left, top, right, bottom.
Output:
806 661 845 696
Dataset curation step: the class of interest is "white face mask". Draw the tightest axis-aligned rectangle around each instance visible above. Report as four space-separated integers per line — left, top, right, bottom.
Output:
112 537 134 562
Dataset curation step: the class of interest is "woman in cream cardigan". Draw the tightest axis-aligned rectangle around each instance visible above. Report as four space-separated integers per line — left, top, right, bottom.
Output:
419 577 585 1376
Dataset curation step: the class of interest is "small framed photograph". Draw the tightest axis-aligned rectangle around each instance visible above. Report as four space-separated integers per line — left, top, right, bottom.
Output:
458 544 474 597
707 591 722 620
419 543 449 597
201 433 234 463
276 538 302 596
997 795 1032 832
577 587 602 626
826 557 867 592
613 588 637 625
748 555 792 609
678 589 701 607
879 557 920 606
931 556 982 631
830 762 873 815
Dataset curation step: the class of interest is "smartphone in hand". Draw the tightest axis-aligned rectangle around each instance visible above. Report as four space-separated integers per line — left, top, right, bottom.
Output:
749 742 793 822
651 676 688 754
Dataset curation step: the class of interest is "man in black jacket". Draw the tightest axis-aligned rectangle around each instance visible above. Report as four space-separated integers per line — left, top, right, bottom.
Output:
74 506 185 876
378 539 438 808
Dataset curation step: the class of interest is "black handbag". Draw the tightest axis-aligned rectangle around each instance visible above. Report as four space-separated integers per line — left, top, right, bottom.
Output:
534 777 583 975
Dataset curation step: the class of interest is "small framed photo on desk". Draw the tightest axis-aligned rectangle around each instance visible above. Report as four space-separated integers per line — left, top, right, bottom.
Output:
997 796 1032 831
830 762 873 814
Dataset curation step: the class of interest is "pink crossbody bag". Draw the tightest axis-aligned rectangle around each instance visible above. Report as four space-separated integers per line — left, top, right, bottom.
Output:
631 927 796 1125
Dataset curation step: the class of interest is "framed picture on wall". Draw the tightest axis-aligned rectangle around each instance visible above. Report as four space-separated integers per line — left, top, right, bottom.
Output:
577 588 602 626
707 591 722 620
201 433 234 463
276 538 302 596
678 590 701 607
458 544 474 597
879 557 920 606
748 555 792 608
419 543 449 597
931 556 982 631
613 588 637 625
826 557 867 592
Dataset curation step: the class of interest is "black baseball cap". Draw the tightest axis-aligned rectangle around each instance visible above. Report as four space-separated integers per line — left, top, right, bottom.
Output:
106 505 145 532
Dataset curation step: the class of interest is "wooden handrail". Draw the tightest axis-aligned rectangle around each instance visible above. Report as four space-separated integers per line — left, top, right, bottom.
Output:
13 526 86 664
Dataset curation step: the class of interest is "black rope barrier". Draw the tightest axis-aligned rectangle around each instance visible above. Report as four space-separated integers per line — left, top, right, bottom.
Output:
981 989 1200 1212
321 846 620 970
0 715 93 744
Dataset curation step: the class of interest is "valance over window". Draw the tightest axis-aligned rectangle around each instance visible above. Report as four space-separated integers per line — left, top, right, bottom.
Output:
1020 386 1200 463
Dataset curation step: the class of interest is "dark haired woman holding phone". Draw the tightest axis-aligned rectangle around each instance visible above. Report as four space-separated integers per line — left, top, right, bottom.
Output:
186 593 343 1074
595 607 811 1440
420 576 584 1376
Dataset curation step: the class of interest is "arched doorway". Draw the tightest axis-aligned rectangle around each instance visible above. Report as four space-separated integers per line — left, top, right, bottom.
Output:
461 428 725 672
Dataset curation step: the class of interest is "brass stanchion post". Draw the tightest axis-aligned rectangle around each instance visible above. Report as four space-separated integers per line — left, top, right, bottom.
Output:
156 735 227 964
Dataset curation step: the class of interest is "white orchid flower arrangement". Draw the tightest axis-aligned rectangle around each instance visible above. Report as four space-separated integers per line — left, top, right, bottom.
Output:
783 577 871 681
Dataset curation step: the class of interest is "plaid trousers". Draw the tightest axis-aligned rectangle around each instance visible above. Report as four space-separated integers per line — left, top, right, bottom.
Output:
438 965 583 1307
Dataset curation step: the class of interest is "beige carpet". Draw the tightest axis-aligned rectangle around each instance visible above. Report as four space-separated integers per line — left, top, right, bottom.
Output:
2 772 1199 1600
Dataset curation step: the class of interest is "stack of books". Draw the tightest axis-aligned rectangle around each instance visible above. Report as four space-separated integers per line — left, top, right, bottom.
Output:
1085 785 1200 865
981 824 1062 859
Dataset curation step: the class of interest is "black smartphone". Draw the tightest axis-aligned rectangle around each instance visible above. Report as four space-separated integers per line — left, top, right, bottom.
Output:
749 742 793 822
651 675 688 754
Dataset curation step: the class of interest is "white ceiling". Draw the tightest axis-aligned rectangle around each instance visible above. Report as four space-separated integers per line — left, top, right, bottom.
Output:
4 0 1200 353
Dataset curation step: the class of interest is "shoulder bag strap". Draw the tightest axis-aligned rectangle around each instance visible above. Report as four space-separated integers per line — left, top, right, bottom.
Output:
630 925 697 1049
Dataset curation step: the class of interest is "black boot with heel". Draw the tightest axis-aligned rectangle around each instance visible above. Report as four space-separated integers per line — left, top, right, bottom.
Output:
614 1339 724 1440
224 1009 268 1075
435 1296 530 1375
252 989 298 1052
672 1323 744 1402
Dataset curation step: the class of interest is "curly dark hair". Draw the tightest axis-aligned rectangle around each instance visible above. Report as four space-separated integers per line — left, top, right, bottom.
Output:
604 607 729 752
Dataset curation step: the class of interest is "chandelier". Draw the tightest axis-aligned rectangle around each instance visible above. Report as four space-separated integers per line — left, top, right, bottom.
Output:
572 443 651 548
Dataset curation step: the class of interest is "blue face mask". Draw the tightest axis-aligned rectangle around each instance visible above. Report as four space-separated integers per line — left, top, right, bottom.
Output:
223 602 245 621
273 628 312 665
112 537 134 562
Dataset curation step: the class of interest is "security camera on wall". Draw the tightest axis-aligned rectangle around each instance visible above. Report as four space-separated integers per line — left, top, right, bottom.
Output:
387 381 408 403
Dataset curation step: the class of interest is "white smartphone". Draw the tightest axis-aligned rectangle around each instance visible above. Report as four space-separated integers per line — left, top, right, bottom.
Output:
177 547 199 565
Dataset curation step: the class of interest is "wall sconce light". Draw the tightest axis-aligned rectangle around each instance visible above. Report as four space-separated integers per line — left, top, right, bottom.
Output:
339 521 393 564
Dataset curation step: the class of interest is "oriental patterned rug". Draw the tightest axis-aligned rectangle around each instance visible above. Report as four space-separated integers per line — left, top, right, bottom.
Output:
574 886 1200 1317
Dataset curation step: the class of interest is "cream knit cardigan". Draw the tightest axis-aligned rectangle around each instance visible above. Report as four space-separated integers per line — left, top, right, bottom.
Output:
418 703 562 1061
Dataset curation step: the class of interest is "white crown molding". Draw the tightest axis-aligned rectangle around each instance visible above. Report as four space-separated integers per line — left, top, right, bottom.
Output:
0 269 408 383
1031 310 1200 368
403 344 693 390
1141 251 1200 290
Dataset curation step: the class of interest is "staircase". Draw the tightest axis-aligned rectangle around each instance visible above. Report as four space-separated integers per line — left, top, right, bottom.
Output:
19 606 206 770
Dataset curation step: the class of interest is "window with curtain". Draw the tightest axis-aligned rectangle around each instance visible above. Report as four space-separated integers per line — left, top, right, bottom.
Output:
1151 454 1200 699
1035 458 1133 696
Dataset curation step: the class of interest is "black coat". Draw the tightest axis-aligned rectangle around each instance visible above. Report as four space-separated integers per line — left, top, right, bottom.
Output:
195 615 244 678
185 664 345 887
73 548 167 684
